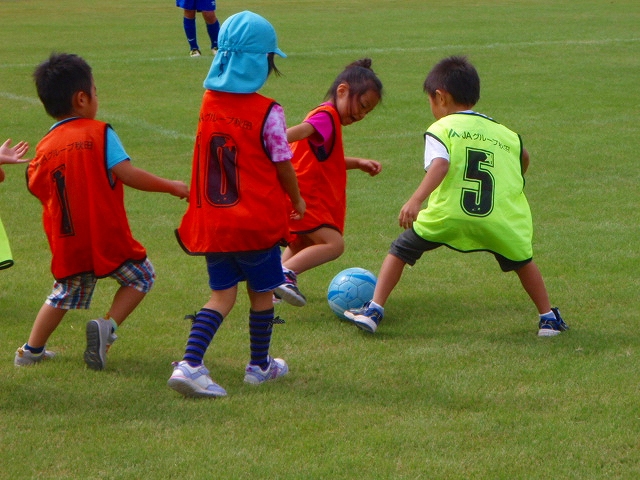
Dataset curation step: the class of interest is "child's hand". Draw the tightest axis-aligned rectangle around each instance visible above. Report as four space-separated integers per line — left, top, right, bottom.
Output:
397 159 448 228
0 139 31 165
398 198 421 229
346 157 382 176
290 197 306 220
171 180 189 200
359 159 382 176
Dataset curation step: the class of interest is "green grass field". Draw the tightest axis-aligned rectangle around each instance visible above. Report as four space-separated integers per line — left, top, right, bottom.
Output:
1 0 639 478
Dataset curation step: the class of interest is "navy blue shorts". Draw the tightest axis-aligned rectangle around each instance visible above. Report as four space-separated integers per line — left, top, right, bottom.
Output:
205 245 285 292
176 0 215 11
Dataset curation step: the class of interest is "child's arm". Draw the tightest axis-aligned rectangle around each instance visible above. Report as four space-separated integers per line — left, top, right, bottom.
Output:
286 122 318 143
522 147 530 174
398 157 449 229
345 156 382 176
275 161 305 220
111 161 189 199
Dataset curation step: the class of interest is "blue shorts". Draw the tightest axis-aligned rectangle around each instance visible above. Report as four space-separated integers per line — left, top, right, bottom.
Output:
45 259 156 310
176 0 216 11
205 246 285 292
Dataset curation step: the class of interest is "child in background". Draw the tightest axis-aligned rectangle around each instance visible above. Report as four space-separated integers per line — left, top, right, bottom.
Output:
169 11 305 398
345 56 568 336
274 58 383 307
0 139 31 270
177 0 220 57
14 53 189 369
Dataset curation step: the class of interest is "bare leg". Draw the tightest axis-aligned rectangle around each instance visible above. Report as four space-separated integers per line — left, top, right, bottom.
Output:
106 286 146 325
27 304 67 348
282 227 344 275
371 254 407 307
201 10 217 24
247 287 276 312
203 285 238 318
515 261 551 314
281 236 312 263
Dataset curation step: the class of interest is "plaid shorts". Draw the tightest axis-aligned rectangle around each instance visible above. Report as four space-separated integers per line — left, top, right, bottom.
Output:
45 258 156 310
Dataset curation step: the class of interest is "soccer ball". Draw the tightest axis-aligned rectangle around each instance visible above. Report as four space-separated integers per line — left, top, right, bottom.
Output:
327 267 377 320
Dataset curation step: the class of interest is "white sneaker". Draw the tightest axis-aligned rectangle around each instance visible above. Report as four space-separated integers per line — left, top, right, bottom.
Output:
14 344 56 366
343 301 384 333
168 361 227 398
244 356 289 385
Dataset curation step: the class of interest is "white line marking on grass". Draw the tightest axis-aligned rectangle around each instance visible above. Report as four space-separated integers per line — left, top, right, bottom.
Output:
99 112 194 141
3 36 636 140
286 37 640 57
0 38 637 69
0 92 194 141
0 92 40 105
0 56 205 69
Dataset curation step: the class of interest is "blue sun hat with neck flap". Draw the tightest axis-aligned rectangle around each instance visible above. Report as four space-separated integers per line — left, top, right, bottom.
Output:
203 10 286 94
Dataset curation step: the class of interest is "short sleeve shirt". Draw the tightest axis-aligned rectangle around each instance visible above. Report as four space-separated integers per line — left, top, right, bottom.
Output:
51 118 130 170
263 104 293 163
423 110 475 170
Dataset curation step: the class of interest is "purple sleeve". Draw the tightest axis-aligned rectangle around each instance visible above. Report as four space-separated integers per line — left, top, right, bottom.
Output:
263 104 293 163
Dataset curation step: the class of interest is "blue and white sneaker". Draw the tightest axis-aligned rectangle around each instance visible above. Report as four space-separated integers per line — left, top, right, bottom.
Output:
14 344 56 366
538 307 569 337
344 301 384 333
244 356 289 385
274 270 306 307
84 318 117 371
168 361 227 398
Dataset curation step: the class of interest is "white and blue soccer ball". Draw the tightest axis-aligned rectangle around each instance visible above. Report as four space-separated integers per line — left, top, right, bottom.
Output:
327 267 377 320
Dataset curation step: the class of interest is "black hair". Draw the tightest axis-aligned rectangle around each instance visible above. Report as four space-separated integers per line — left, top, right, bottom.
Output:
325 58 383 102
267 52 282 77
423 55 480 106
33 53 93 118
